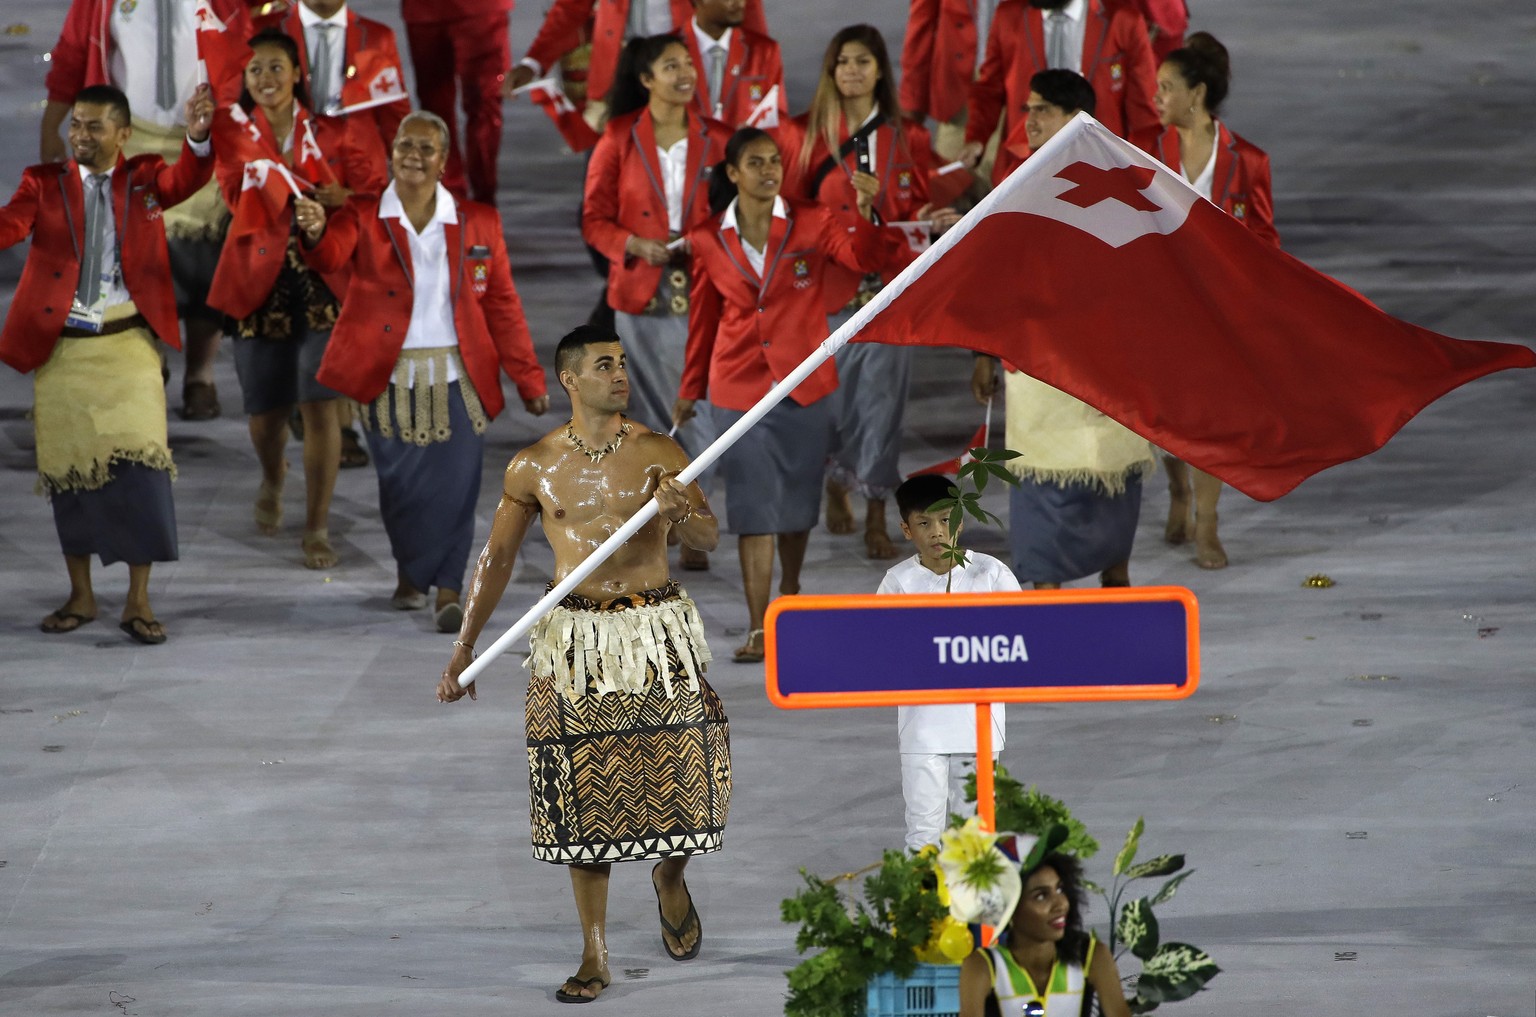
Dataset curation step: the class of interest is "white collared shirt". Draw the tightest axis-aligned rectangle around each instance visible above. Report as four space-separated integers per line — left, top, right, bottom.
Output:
627 0 674 38
657 136 689 234
691 19 734 116
850 105 880 175
75 136 210 308
1043 0 1087 75
109 0 200 129
974 0 1000 72
299 2 349 114
1185 122 1219 200
379 181 461 382
721 194 787 278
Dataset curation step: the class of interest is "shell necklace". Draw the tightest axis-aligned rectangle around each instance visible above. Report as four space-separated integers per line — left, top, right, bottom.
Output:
566 420 632 463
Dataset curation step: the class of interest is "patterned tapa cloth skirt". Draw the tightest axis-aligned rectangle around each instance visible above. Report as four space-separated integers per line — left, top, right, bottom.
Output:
524 582 731 865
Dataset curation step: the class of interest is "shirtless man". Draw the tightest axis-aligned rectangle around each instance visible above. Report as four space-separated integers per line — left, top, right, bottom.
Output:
436 324 730 1004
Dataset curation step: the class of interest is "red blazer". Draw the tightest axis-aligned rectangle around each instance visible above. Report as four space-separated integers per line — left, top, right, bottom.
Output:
782 112 935 311
582 108 730 314
0 143 214 373
967 0 1159 183
46 0 252 107
400 0 514 23
899 0 988 124
207 102 387 319
1155 122 1279 248
272 8 412 154
306 195 546 418
675 24 786 127
524 0 768 105
683 199 891 411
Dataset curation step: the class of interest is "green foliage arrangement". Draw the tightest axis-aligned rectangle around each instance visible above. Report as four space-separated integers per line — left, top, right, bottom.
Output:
780 766 1218 1015
780 849 948 1017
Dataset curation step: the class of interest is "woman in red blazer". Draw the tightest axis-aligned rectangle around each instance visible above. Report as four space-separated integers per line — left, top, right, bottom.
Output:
299 112 549 628
1152 31 1279 570
674 127 892 662
583 34 732 570
784 24 959 559
207 29 386 571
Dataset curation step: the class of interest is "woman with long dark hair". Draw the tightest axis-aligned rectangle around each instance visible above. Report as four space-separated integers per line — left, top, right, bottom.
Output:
208 29 384 569
584 34 732 571
958 847 1131 1017
1152 31 1277 569
674 127 893 662
786 24 959 559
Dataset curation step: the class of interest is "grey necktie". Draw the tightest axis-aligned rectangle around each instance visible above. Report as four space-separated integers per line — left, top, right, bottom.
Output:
156 0 177 112
708 44 727 116
312 23 336 113
1046 10 1072 70
76 175 111 311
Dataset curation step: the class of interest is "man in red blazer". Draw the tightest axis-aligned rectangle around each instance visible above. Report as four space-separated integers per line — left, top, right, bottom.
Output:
899 0 1009 162
401 0 514 202
505 0 767 120
2 84 215 644
960 0 1159 184
675 0 786 127
41 0 253 422
269 1 412 156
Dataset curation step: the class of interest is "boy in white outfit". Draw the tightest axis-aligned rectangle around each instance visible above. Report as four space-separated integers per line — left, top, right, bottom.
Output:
878 474 1021 851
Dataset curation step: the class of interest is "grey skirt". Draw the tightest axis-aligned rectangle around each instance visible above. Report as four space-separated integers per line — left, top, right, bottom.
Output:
1008 473 1143 584
713 396 833 534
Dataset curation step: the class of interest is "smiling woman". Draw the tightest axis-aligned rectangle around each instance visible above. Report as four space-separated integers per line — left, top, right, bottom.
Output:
297 110 549 630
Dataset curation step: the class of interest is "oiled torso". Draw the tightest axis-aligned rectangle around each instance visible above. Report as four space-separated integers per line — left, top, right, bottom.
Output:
508 423 681 598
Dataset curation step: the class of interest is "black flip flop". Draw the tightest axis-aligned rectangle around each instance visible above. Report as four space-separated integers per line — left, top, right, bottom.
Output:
555 974 610 1004
40 610 94 634
652 862 702 961
119 617 167 645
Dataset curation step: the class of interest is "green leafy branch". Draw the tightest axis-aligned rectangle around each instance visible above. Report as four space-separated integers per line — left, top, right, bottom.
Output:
927 447 1021 584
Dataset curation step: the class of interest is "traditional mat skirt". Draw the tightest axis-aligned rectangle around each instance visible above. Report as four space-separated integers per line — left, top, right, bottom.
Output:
525 583 731 865
826 306 912 500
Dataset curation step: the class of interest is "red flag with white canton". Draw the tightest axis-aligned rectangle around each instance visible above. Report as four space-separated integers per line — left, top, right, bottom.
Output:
849 115 1534 501
527 79 600 153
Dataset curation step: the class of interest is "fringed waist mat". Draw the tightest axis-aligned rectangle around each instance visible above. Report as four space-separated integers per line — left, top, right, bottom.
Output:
525 581 712 702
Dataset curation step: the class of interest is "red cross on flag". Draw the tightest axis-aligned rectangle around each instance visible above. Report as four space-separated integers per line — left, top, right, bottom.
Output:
847 115 1534 501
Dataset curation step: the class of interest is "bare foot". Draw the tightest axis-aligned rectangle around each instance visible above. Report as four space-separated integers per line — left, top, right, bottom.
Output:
1194 518 1228 569
864 526 898 560
391 579 427 611
824 477 856 534
1100 561 1131 587
255 464 286 535
1164 496 1193 545
302 529 338 570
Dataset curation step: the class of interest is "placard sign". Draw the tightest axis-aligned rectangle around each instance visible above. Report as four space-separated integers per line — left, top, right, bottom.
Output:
765 586 1199 709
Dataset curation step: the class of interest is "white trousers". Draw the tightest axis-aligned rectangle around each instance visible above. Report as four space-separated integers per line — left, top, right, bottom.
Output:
901 753 999 851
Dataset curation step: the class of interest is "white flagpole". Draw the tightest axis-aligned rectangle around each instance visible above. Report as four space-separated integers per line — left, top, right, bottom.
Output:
455 115 1103 687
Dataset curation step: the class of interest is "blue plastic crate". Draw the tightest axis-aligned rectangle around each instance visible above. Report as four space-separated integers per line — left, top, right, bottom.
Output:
866 963 961 1017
